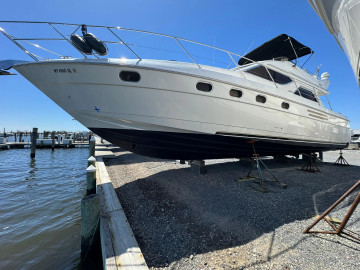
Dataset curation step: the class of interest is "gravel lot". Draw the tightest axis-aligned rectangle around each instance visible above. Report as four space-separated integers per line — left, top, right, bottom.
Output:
104 149 360 270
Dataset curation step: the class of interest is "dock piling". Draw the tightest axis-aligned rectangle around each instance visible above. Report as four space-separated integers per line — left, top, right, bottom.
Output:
30 127 38 158
86 165 97 194
51 131 55 151
89 137 95 157
81 193 100 261
88 156 96 167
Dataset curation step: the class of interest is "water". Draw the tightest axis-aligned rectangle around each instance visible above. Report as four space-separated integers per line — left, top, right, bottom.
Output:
0 148 89 269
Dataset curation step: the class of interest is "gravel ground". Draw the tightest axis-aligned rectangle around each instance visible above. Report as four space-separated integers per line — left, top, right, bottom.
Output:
104 149 360 270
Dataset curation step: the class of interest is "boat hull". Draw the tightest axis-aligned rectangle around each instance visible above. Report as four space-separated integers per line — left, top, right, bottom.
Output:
309 0 360 84
13 59 350 160
90 128 347 160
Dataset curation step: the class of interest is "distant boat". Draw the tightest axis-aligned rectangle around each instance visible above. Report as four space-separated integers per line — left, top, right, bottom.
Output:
308 0 360 84
0 21 351 159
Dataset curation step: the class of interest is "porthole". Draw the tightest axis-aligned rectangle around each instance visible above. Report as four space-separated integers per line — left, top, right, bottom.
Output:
281 102 290 109
120 71 140 82
196 82 212 92
256 95 266 103
230 89 242 98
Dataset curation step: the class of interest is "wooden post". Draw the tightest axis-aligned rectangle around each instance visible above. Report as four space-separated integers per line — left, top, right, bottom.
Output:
51 131 55 151
319 151 323 161
191 160 207 174
3 128 6 139
88 156 96 167
19 132 23 142
86 165 97 194
89 137 95 157
14 133 17 142
30 127 38 158
81 193 100 261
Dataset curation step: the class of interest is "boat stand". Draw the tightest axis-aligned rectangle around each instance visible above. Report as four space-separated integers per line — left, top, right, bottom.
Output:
301 153 320 173
240 141 287 193
334 150 349 166
303 180 360 242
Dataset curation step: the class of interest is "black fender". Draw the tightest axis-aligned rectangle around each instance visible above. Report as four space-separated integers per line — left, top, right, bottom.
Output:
83 33 108 56
70 34 93 55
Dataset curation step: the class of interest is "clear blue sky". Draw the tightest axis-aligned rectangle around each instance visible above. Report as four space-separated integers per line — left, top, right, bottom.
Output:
1 0 359 132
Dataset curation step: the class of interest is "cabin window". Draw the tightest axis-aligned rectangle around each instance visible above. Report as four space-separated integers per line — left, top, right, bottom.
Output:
281 102 290 109
294 87 317 102
230 89 242 98
120 71 141 82
256 95 266 103
196 82 212 92
245 66 292 84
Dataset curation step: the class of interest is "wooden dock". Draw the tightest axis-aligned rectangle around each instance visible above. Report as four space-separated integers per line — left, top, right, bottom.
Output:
0 141 89 150
0 128 92 151
95 140 116 159
96 157 148 269
81 138 147 269
0 142 30 149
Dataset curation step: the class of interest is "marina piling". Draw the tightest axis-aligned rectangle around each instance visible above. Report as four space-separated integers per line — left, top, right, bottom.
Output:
51 131 55 151
81 193 100 261
30 127 38 158
88 156 96 167
89 137 95 157
86 165 97 194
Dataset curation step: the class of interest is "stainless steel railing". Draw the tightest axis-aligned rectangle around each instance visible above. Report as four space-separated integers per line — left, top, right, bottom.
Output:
0 21 281 85
0 21 336 110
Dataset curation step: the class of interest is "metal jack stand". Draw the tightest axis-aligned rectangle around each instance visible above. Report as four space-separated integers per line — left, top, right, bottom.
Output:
301 153 320 173
240 141 287 193
334 150 349 166
304 180 360 242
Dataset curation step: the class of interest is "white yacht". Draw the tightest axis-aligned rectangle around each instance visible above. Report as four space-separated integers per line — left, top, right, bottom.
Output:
0 21 350 159
308 0 360 84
